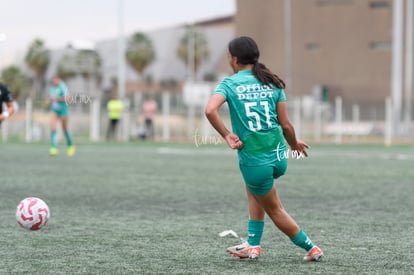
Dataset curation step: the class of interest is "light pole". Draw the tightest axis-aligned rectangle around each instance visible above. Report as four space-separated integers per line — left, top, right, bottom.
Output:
0 32 7 142
117 0 129 141
117 0 126 100
284 0 293 97
187 24 195 82
186 24 197 138
391 0 403 138
404 0 413 135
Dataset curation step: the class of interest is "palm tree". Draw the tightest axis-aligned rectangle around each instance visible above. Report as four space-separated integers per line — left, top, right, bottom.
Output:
177 26 209 80
24 38 50 99
125 32 155 77
0 65 29 100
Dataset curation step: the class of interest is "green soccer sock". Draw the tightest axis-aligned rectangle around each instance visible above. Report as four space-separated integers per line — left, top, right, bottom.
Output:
51 130 57 148
247 219 264 246
290 229 315 251
64 130 73 146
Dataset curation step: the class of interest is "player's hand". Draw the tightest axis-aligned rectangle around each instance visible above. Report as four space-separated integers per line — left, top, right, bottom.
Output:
45 98 52 107
224 133 243 150
291 139 310 157
0 110 9 121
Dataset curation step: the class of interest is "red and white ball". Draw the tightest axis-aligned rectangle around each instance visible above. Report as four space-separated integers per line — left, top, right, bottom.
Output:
16 197 50 230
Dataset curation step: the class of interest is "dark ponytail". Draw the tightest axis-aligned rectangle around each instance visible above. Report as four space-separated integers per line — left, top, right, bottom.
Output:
252 62 285 89
228 36 286 89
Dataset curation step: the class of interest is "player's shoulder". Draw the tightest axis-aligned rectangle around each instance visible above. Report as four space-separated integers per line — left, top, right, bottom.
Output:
215 76 231 90
0 82 11 98
58 82 69 93
59 81 68 89
272 86 286 101
219 74 242 89
0 82 9 91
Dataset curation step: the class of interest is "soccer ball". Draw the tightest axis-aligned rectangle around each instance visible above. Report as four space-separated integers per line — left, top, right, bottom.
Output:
16 197 50 230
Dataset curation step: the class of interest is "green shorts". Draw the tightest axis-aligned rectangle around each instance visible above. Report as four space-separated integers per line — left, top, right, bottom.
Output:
51 109 69 117
239 158 287 196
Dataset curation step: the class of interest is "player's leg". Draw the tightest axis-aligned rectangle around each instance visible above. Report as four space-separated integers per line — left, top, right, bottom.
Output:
253 185 299 237
246 186 265 246
145 118 154 139
106 120 112 140
112 119 119 140
106 119 115 140
227 166 270 259
253 184 323 261
61 116 72 146
49 112 59 155
61 116 75 156
226 186 264 259
149 119 154 139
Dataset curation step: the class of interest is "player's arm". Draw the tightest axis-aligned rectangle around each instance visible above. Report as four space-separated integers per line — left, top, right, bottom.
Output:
0 101 15 121
48 91 69 102
45 95 68 109
48 85 69 103
51 96 70 102
0 85 15 121
205 94 243 149
277 101 309 156
46 94 65 102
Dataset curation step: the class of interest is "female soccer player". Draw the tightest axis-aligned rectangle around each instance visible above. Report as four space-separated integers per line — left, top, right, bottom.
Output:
0 81 15 123
205 36 323 261
47 75 75 156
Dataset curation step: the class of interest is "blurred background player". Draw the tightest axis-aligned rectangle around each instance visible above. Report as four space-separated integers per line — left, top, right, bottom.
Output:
46 75 75 156
0 81 15 124
205 36 323 261
142 94 157 140
106 94 124 141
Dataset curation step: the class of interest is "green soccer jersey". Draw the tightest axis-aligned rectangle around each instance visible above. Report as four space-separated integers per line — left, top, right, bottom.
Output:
50 82 69 114
214 69 287 166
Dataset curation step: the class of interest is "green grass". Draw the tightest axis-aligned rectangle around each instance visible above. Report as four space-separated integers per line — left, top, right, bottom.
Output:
1 142 413 274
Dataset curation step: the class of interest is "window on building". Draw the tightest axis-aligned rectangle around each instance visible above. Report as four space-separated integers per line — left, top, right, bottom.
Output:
306 42 320 51
369 1 390 9
369 41 391 50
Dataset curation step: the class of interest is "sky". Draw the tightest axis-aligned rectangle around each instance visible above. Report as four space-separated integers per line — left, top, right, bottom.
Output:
0 0 235 66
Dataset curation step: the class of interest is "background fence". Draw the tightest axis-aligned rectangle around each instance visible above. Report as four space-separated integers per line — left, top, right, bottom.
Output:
1 89 412 145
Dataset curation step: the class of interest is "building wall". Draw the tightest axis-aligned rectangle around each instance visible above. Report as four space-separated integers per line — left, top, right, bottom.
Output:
236 0 395 119
236 0 286 78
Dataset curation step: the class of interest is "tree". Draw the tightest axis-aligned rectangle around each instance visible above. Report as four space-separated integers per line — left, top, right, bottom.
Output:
1 65 29 100
24 38 50 99
177 26 209 80
125 32 155 76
